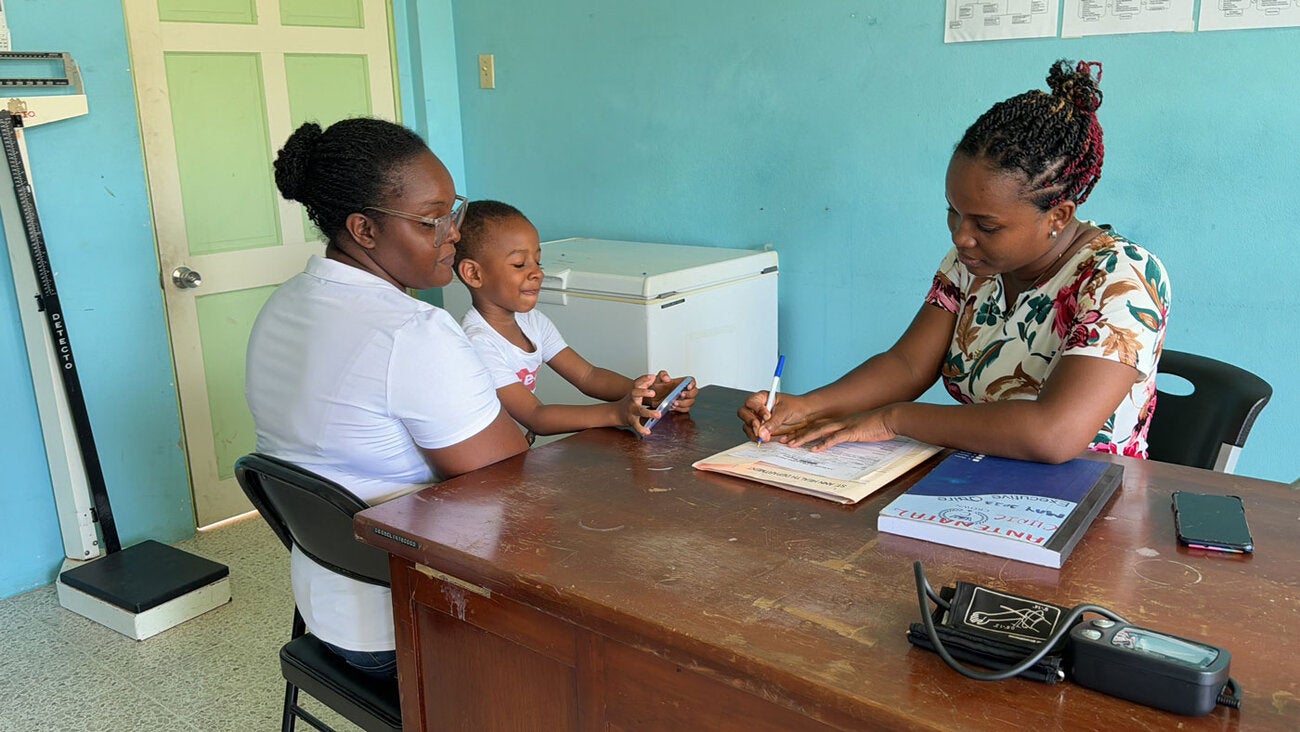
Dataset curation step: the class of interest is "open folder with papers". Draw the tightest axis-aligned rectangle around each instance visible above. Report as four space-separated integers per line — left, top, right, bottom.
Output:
692 438 942 504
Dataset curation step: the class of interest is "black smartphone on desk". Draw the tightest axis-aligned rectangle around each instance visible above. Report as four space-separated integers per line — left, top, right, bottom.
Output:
1171 491 1253 554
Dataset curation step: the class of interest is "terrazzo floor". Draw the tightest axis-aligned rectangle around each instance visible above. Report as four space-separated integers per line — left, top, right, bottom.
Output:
0 515 358 731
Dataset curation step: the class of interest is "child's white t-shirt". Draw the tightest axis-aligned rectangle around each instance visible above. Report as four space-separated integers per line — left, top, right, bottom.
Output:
461 307 569 391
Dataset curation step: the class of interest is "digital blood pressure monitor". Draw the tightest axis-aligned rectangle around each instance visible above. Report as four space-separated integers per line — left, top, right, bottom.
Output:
1069 619 1231 716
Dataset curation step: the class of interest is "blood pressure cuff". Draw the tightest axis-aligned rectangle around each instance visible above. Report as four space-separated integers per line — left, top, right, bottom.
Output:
907 581 1075 685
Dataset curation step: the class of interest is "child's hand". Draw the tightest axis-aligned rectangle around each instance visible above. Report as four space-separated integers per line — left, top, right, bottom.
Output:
620 373 660 436
651 371 698 413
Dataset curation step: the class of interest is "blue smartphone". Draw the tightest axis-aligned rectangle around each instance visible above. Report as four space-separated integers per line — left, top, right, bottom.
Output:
642 377 693 432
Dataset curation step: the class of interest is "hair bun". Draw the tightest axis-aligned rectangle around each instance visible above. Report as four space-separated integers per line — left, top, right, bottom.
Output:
273 122 324 201
1046 59 1103 114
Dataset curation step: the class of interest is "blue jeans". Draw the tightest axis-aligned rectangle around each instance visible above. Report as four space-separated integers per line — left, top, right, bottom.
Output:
320 640 398 681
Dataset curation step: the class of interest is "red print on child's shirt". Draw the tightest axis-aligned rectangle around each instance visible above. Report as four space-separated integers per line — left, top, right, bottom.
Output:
517 367 538 392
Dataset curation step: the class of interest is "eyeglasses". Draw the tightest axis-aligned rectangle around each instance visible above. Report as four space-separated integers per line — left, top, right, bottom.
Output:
364 194 468 243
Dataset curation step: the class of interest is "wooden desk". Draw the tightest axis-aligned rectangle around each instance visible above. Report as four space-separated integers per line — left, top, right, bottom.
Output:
357 386 1299 730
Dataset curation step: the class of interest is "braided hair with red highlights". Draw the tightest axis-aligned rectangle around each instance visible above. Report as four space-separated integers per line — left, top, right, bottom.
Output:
956 60 1106 211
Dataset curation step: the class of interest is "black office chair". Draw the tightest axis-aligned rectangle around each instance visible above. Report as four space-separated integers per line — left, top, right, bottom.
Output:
233 454 402 732
1146 350 1272 473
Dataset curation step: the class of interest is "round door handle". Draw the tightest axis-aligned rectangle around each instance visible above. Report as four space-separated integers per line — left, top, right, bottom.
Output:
172 266 203 289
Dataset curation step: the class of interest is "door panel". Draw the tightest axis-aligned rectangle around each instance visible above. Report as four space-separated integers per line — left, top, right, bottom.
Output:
280 0 365 28
165 52 282 254
125 0 397 525
158 0 257 25
285 54 372 118
195 286 276 482
284 53 373 239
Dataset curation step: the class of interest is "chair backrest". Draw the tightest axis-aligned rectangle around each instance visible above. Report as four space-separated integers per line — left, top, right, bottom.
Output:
1146 350 1272 473
234 453 390 586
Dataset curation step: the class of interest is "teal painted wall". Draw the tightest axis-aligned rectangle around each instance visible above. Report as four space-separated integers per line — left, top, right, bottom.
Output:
449 2 1299 483
394 0 463 309
394 0 465 188
0 1 193 598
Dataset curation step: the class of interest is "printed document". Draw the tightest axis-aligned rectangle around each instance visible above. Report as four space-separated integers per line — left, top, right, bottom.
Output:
945 0 1059 43
694 438 942 504
1062 0 1195 37
1199 0 1300 32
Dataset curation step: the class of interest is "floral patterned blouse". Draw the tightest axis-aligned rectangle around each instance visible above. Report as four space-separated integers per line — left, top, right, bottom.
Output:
924 228 1171 458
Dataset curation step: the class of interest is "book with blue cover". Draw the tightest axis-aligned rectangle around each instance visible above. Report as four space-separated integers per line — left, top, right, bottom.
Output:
876 452 1124 568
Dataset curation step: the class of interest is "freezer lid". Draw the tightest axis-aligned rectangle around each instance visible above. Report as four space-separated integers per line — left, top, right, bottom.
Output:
539 238 778 300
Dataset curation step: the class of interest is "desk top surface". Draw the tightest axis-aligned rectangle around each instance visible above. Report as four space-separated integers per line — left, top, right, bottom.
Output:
357 386 1299 730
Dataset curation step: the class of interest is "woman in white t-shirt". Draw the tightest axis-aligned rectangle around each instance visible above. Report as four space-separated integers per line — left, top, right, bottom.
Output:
246 118 527 680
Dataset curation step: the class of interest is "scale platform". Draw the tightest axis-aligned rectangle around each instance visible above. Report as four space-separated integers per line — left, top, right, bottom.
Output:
56 540 231 641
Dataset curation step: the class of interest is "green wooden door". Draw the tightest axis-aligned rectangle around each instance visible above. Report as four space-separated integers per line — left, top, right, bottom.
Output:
125 0 398 526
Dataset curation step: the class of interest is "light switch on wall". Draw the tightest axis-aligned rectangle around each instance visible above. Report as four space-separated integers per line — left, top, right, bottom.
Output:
479 54 495 89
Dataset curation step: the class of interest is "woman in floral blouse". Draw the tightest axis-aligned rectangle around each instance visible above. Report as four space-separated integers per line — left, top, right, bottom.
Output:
740 59 1170 463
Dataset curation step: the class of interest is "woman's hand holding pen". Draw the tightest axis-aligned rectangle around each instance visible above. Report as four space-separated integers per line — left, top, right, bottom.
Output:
738 391 813 443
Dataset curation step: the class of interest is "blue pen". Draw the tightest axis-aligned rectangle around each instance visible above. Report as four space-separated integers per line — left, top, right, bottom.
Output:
758 355 785 443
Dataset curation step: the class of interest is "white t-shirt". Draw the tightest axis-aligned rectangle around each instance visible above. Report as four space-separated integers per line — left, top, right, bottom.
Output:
461 307 568 392
246 255 500 651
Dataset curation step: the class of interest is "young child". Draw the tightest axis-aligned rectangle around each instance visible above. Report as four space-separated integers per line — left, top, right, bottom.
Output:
454 200 698 437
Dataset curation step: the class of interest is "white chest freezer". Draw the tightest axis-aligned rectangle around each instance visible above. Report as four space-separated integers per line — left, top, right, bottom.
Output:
441 238 779 412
